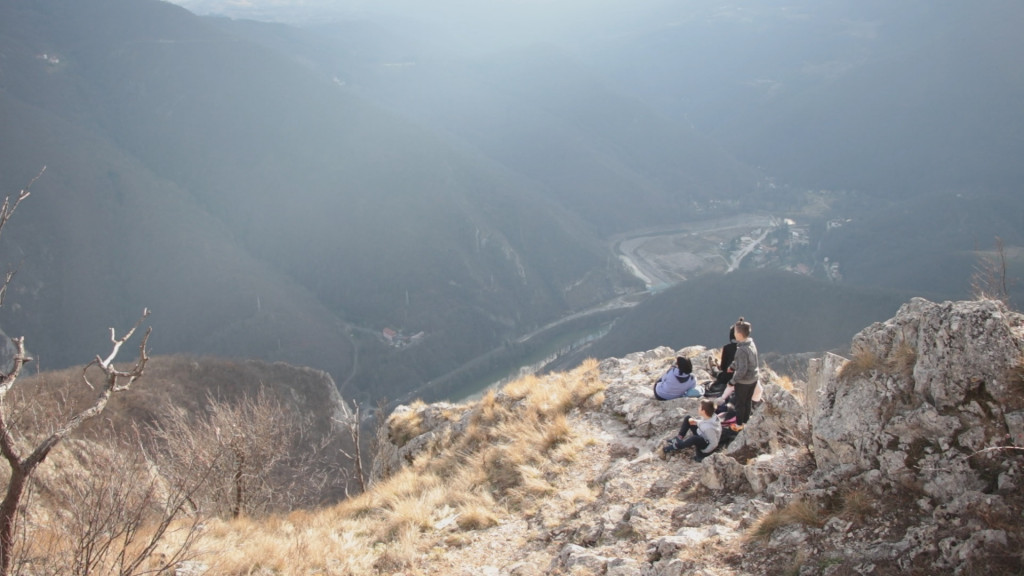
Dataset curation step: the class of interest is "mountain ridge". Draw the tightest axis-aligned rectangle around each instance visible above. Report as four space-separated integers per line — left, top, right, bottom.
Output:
0 0 653 403
78 295 1016 575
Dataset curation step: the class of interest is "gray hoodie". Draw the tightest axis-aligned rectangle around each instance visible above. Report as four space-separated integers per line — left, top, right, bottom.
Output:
731 339 759 385
698 414 723 454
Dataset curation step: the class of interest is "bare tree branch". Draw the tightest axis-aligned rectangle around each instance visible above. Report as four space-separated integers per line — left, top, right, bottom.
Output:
971 236 1015 308
0 308 151 576
0 167 42 311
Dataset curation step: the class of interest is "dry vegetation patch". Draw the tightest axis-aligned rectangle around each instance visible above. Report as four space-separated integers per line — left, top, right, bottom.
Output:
837 347 882 381
887 339 918 378
748 499 826 543
194 359 606 574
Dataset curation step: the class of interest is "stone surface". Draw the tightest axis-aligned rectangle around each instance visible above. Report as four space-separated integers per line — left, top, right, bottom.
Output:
373 298 1024 576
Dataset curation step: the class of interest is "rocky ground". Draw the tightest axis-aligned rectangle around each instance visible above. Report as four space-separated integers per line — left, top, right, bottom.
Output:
383 298 1024 576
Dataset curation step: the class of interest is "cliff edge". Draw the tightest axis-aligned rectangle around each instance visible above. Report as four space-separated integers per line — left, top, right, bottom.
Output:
370 297 1023 575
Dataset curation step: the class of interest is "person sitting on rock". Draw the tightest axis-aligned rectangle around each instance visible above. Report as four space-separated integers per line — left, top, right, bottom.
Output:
704 326 737 398
652 356 703 400
661 399 722 461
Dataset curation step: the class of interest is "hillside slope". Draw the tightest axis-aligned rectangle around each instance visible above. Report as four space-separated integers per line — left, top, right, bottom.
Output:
166 297 1023 574
0 0 639 403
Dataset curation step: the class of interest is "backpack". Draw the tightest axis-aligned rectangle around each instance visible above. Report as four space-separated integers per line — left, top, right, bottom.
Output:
703 371 732 398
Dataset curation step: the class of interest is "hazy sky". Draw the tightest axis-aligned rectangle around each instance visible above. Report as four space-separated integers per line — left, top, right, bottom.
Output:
163 0 769 55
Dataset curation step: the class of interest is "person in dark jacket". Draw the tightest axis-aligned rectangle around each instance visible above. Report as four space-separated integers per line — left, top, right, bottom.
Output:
653 356 703 400
704 326 737 398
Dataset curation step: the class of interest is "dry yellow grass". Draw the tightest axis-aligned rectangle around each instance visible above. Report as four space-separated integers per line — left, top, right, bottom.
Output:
187 359 606 575
748 499 825 542
387 400 427 447
839 487 875 523
887 340 917 377
774 373 795 392
837 347 882 381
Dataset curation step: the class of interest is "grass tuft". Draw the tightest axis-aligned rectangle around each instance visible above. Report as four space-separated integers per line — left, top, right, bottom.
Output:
748 499 825 542
388 401 426 447
839 488 875 523
838 347 882 381
887 340 917 378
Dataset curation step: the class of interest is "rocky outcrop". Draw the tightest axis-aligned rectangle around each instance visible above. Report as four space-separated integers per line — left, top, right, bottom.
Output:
371 400 472 482
597 344 810 461
810 298 1023 499
378 298 1024 575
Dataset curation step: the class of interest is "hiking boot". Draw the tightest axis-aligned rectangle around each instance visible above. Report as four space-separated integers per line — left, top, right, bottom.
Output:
693 452 706 463
661 439 679 458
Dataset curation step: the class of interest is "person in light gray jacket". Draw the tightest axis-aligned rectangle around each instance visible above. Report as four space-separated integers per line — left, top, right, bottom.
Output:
661 400 722 462
729 317 759 428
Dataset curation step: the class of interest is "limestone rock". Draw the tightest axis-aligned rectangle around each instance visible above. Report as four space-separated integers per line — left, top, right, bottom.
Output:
807 298 1024 503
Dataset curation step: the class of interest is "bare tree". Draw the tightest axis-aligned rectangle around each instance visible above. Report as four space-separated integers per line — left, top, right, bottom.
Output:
12 434 214 576
337 400 366 495
150 387 346 519
972 236 1015 307
0 180 153 576
368 397 398 486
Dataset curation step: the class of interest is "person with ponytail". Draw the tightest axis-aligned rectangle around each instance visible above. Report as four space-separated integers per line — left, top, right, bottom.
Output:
728 317 759 428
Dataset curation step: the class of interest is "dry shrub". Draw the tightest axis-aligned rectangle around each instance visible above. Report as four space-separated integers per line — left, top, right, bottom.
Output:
887 340 917 378
372 528 417 574
839 487 875 523
748 499 825 542
388 401 426 447
455 503 500 531
482 444 528 495
501 374 541 402
542 412 573 450
15 439 209 576
838 347 882 381
1005 356 1024 412
381 488 444 539
193 361 608 575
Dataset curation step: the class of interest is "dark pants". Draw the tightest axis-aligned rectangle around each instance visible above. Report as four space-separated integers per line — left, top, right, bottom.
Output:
652 382 668 401
673 416 709 452
732 381 757 425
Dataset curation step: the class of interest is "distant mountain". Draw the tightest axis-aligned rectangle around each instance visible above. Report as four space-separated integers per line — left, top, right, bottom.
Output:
203 18 766 235
3 0 1021 407
0 0 646 403
583 0 1024 196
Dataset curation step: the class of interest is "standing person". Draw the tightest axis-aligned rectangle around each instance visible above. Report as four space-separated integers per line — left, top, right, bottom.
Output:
652 356 703 400
729 317 759 429
661 400 722 462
